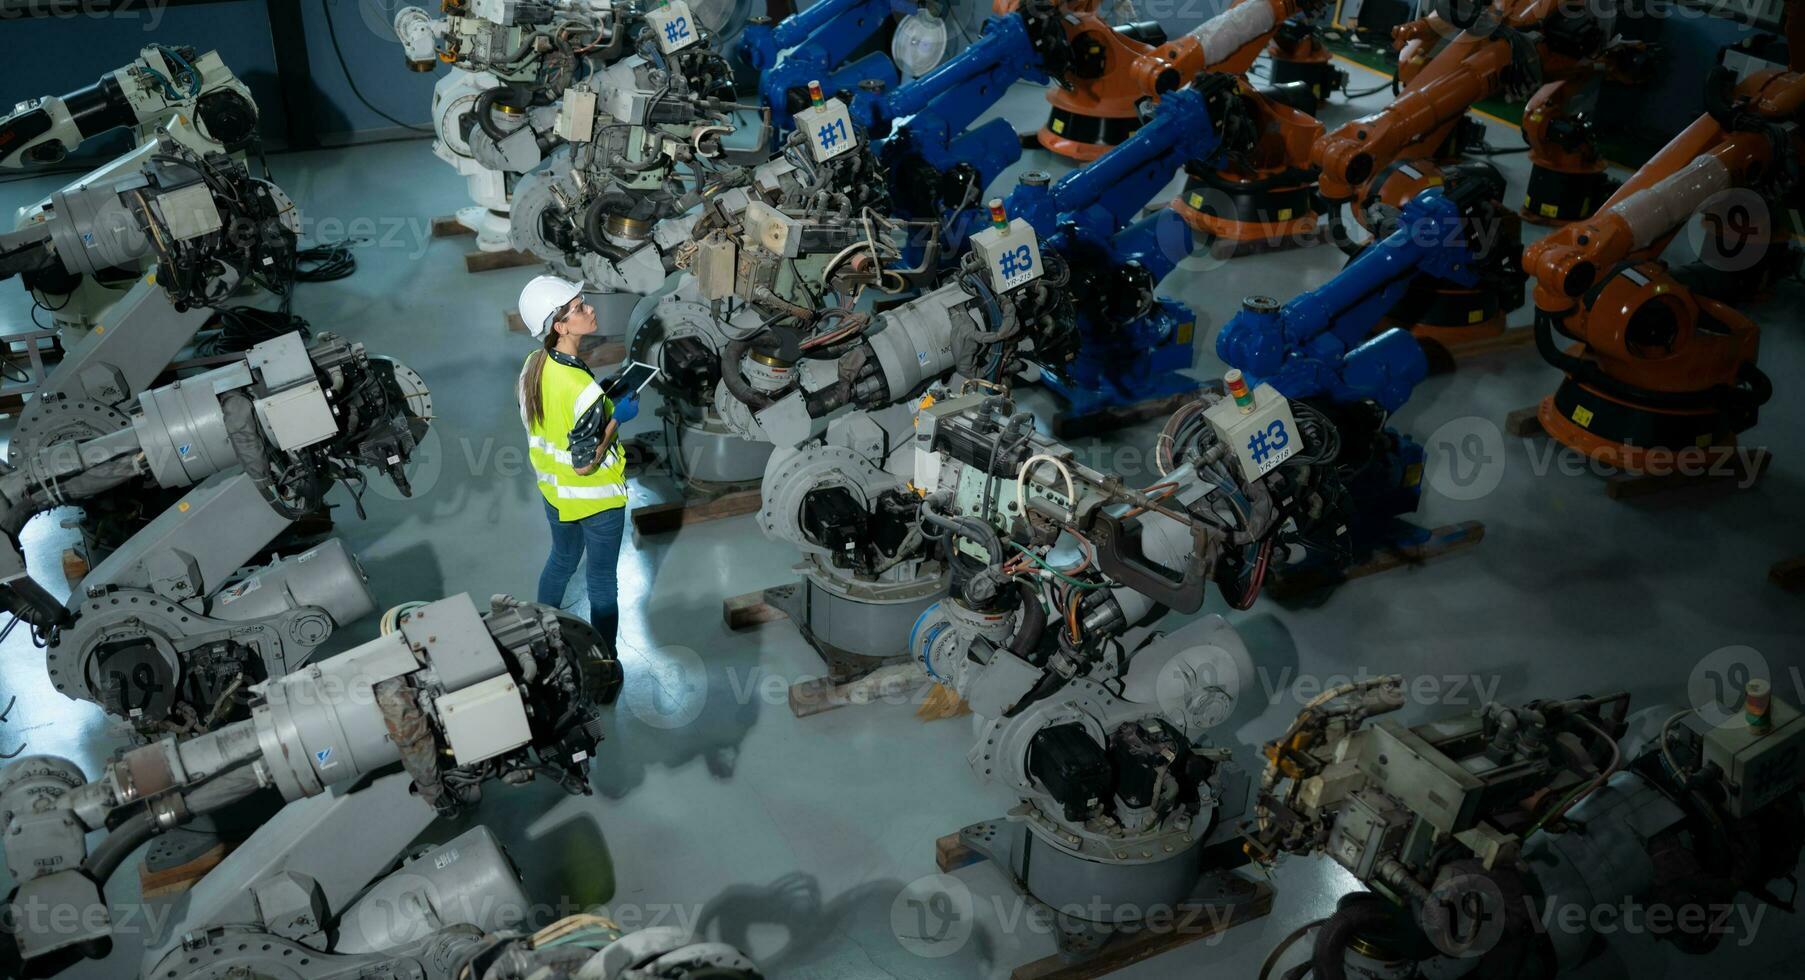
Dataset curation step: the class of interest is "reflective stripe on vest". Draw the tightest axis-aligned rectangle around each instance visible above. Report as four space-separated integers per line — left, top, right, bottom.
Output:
522 353 628 520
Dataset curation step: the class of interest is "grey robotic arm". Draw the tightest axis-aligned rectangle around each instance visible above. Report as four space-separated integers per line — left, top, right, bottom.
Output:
0 45 257 170
0 331 431 731
2 139 296 311
0 591 620 978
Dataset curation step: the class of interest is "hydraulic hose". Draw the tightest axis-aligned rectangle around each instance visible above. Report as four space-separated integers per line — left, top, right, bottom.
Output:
1006 578 1045 659
719 338 777 411
1310 893 1398 980
473 83 533 143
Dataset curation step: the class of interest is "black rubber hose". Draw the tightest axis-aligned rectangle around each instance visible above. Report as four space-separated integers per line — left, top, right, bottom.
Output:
473 83 532 144
718 338 776 412
1006 578 1045 659
83 763 266 883
80 811 155 884
1311 893 1398 980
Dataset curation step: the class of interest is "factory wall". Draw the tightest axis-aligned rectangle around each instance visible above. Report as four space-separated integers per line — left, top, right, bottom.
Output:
2 0 433 160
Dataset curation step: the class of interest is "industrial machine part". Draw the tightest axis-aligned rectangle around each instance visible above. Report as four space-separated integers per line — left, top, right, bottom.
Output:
506 41 750 283
622 131 902 487
0 139 300 447
1520 61 1798 473
1265 8 1348 110
718 216 1078 449
739 0 902 131
1168 74 1324 246
850 1 1069 223
427 921 760 979
1010 0 1310 161
941 81 1230 416
0 591 623 979
1238 161 1521 356
1246 681 1805 977
1313 0 1651 221
0 332 431 735
394 0 642 249
0 45 257 170
896 389 1302 928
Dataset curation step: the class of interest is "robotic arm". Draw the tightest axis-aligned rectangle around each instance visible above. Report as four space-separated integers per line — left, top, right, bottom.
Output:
1247 682 1804 976
1214 173 1522 410
0 332 430 734
1 140 295 312
1313 0 1644 209
507 45 755 286
853 4 1066 220
0 45 257 170
1519 63 1798 472
0 590 620 978
1025 0 1306 160
741 0 902 131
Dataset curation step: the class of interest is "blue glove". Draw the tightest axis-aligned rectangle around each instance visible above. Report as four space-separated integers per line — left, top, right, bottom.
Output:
611 395 640 425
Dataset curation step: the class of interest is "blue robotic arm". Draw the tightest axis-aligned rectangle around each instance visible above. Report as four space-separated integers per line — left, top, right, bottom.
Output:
745 0 903 131
1215 187 1495 411
858 11 1059 220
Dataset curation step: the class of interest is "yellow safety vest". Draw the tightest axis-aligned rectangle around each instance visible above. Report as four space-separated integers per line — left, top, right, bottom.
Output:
522 353 629 521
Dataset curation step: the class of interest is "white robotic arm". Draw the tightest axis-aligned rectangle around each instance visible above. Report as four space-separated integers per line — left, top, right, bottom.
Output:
0 45 258 169
0 591 621 978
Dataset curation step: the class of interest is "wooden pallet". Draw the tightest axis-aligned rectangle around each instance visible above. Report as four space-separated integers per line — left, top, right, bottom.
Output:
1052 390 1200 440
631 488 763 536
935 833 1276 980
430 213 542 273
1505 405 1771 500
1267 520 1486 599
1420 327 1535 375
464 248 541 274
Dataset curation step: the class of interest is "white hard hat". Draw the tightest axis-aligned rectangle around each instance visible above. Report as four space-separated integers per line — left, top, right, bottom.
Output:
519 275 584 340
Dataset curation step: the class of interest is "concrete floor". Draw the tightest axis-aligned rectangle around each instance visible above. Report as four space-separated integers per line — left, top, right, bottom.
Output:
2 55 1802 980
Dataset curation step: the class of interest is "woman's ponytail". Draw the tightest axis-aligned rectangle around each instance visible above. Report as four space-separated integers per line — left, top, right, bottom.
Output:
520 330 558 430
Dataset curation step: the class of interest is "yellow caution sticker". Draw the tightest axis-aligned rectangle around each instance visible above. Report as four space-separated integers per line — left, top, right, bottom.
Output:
1427 177 1443 187
1404 463 1423 487
1188 192 1205 209
1696 434 1714 447
1051 119 1065 134
1277 208 1294 221
178 501 191 513
1468 309 1485 324
1523 194 1533 209
1540 203 1561 218
1571 405 1595 428
1175 321 1195 345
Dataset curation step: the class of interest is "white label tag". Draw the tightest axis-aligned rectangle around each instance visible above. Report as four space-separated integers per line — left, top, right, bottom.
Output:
797 99 858 163
645 2 700 54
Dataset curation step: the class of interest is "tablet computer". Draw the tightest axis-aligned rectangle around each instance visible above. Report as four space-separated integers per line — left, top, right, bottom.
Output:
606 361 660 400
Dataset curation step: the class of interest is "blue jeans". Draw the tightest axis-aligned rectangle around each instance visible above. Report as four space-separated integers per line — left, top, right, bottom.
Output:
537 500 626 633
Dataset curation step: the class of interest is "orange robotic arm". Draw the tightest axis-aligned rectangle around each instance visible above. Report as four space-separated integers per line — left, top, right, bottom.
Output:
1313 33 1515 201
1521 69 1800 310
1027 0 1306 159
1521 67 1800 471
